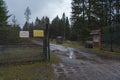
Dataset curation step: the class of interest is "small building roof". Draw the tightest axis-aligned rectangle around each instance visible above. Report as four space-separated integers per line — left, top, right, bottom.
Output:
90 29 101 35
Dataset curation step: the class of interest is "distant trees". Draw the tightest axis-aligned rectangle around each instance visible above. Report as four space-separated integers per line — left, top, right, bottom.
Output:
22 13 70 40
51 13 70 40
23 21 29 30
23 16 50 37
24 7 31 23
34 16 49 28
23 6 31 31
71 0 120 41
6 25 21 44
50 16 61 38
23 16 49 30
0 0 21 44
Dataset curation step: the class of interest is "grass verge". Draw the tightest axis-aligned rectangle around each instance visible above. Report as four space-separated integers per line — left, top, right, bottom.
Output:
0 46 57 80
0 47 44 63
87 48 120 59
50 52 60 64
0 62 56 80
51 41 84 49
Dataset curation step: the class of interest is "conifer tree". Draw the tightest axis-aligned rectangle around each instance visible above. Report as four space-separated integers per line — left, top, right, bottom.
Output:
0 0 9 26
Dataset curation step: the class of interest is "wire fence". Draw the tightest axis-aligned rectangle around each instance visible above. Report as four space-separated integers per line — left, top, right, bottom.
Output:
102 24 120 52
0 28 45 64
0 43 44 65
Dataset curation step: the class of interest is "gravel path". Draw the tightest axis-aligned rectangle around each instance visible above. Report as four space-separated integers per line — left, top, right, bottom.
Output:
51 44 120 80
30 40 120 80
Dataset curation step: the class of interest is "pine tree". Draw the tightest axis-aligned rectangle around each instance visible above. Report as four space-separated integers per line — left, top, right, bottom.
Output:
23 21 29 31
61 13 66 40
50 13 70 40
0 0 9 26
35 17 40 27
0 0 10 44
34 17 41 29
24 6 31 23
51 16 61 38
65 17 70 40
71 0 119 41
71 0 86 40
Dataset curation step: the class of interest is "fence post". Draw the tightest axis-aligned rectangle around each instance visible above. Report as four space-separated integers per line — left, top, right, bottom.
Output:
109 26 113 52
45 23 50 61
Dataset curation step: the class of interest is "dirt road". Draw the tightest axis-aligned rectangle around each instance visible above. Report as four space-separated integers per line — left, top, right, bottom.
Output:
51 44 120 80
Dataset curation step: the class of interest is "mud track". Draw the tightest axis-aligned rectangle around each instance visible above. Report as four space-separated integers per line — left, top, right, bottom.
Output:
51 44 120 80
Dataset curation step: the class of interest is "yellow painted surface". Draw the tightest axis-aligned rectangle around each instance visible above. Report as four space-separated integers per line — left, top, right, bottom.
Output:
33 30 44 37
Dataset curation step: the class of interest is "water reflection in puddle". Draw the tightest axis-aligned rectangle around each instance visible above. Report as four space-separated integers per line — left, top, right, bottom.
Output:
68 48 74 59
51 44 76 59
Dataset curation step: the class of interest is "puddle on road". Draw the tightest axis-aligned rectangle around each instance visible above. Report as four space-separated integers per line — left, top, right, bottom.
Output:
51 44 103 64
51 44 89 60
51 44 76 59
68 48 74 59
51 44 120 80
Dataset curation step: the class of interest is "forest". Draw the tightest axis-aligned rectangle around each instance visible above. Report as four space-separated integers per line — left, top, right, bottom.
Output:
0 0 120 50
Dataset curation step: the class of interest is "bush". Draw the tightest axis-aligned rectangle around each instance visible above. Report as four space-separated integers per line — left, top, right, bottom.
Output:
0 26 21 45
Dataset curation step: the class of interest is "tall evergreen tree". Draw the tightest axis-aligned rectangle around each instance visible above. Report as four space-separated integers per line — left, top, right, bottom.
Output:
24 6 31 23
71 0 120 41
51 13 70 40
41 16 45 26
45 16 50 24
51 16 61 38
61 13 66 39
34 17 41 29
0 0 9 26
0 0 10 44
35 17 40 27
71 0 87 40
65 17 70 40
23 21 29 31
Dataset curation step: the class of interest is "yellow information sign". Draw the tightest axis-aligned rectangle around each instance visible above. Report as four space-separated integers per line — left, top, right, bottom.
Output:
33 30 44 37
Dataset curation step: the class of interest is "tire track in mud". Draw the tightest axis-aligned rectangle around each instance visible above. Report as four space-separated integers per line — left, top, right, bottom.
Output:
51 44 120 80
27 41 120 80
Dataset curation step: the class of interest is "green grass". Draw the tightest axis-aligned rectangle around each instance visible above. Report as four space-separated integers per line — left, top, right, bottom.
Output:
61 42 84 49
51 40 84 49
50 52 60 64
0 62 56 80
0 47 44 63
87 48 120 59
0 46 59 80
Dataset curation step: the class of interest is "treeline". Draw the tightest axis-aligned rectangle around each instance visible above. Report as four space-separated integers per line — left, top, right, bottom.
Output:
23 16 50 37
0 25 21 44
51 13 70 40
23 13 71 40
71 0 120 41
0 0 21 44
1 0 120 45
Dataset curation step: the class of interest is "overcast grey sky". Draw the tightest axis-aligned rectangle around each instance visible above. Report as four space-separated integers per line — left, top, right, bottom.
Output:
4 0 72 26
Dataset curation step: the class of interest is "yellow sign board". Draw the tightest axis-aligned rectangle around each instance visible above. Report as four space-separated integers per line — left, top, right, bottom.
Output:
33 30 44 37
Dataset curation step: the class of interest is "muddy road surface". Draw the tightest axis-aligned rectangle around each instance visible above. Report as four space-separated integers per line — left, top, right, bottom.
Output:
51 44 120 80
